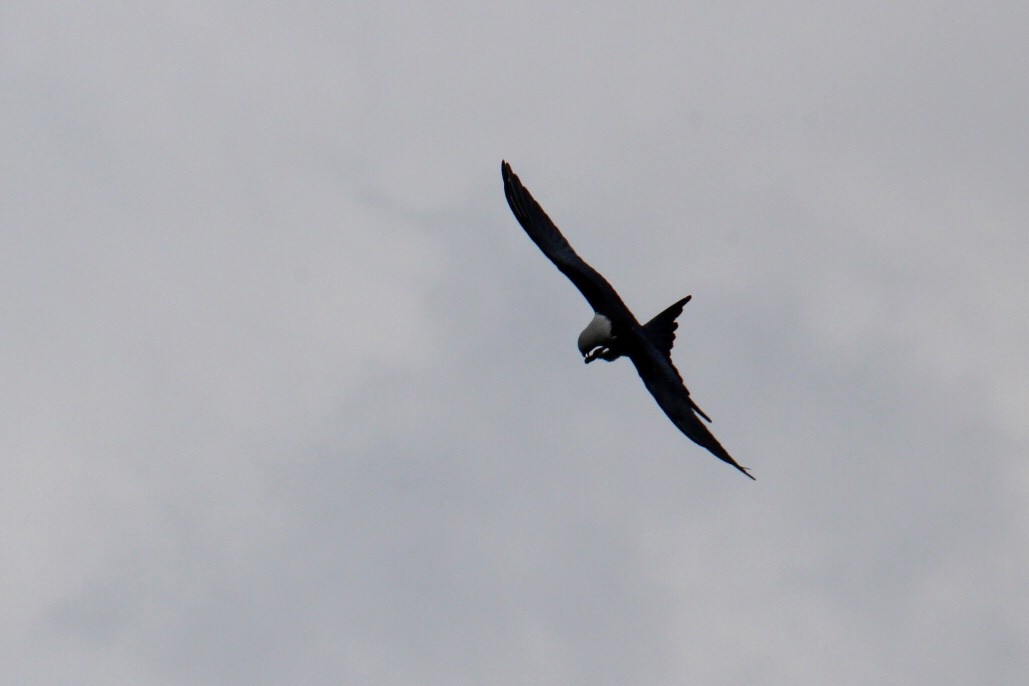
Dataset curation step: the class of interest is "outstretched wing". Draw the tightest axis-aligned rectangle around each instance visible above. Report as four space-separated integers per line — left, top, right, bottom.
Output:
630 345 754 479
502 161 636 325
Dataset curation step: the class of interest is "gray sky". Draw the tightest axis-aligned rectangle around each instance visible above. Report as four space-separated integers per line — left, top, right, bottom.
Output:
3 1 1027 684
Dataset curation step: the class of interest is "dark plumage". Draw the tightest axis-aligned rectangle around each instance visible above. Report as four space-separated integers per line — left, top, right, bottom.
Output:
502 161 753 480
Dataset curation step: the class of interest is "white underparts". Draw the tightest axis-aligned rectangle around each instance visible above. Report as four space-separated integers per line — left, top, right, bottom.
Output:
577 313 615 357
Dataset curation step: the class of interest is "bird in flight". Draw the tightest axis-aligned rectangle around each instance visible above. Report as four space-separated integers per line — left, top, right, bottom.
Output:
502 161 753 479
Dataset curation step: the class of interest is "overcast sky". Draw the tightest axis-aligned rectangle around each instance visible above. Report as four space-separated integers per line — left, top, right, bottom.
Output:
3 2 1027 684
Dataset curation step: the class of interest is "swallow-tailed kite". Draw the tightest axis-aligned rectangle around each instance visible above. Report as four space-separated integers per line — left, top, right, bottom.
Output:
502 161 753 479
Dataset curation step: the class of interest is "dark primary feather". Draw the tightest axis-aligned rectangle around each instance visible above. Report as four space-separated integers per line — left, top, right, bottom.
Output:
630 344 753 479
502 161 637 326
501 161 753 480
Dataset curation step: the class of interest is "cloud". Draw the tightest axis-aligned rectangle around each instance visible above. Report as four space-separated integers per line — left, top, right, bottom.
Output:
1 1 1026 684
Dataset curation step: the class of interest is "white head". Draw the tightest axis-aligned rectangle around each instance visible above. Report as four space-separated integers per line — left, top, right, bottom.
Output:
577 313 618 363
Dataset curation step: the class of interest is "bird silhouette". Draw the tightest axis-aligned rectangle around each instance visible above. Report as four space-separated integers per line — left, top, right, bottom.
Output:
502 161 753 479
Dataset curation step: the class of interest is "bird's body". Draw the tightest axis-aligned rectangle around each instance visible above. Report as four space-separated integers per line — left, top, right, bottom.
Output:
502 161 753 479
